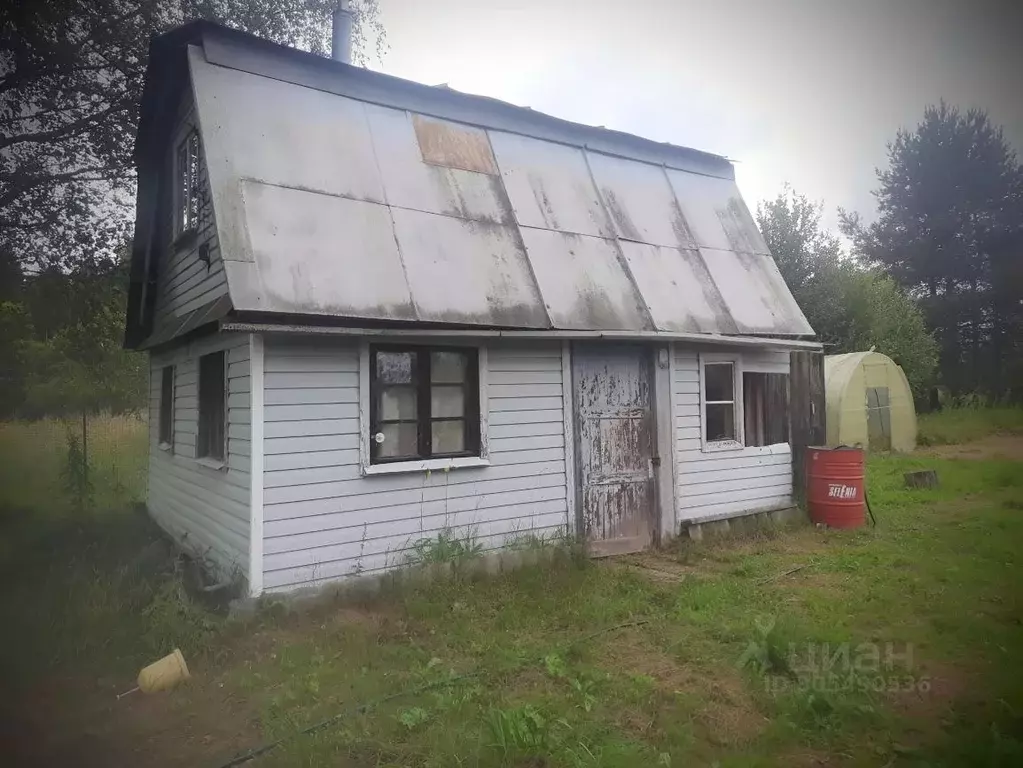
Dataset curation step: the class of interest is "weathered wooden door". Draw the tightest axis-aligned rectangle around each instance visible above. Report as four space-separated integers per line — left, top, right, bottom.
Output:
573 345 654 556
790 350 826 506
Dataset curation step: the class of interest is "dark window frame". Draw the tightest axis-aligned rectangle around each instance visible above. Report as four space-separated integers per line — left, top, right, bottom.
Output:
197 351 227 462
369 345 481 465
158 365 175 447
174 129 201 239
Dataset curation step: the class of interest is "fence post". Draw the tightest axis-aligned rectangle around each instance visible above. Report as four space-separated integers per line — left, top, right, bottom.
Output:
82 410 89 495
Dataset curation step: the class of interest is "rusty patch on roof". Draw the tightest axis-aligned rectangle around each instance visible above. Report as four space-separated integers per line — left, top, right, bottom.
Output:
413 114 498 175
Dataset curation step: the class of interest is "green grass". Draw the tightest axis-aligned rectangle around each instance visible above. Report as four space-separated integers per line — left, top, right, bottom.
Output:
212 449 1022 768
918 406 1023 446
1 415 1021 766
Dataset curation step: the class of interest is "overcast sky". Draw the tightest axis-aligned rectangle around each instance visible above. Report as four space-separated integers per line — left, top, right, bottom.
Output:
366 0 1023 236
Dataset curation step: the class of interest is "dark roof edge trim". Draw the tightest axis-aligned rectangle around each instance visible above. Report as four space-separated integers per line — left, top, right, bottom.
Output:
196 23 735 181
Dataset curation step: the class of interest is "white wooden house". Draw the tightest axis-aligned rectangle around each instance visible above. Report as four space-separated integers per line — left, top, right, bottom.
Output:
125 19 818 596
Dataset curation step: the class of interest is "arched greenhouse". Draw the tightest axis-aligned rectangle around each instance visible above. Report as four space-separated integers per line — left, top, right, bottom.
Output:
824 351 917 452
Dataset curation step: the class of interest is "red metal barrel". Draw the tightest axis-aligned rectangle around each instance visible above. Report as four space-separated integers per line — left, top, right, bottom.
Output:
806 446 866 528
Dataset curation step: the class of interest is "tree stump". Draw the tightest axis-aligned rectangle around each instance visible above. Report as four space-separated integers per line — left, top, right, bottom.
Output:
904 470 939 489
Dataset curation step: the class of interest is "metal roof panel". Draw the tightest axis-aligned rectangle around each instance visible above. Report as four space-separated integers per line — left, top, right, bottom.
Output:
490 131 614 238
193 55 384 205
587 152 696 249
698 247 813 335
364 104 512 225
520 229 652 331
666 170 769 254
239 181 417 319
618 242 738 334
391 207 550 328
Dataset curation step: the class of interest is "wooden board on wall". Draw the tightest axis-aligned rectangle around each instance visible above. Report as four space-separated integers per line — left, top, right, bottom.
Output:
790 350 826 506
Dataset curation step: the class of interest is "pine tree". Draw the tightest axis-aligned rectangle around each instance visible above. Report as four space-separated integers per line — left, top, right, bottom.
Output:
842 103 1023 397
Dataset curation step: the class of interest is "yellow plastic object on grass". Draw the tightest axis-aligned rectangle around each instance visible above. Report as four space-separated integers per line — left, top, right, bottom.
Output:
118 649 190 698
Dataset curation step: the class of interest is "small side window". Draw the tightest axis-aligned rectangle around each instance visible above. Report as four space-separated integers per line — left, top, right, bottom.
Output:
197 351 226 462
159 365 174 448
175 130 201 236
702 361 737 443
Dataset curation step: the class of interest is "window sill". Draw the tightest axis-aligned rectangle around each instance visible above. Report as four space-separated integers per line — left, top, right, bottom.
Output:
195 456 227 471
754 442 792 455
158 441 173 453
363 456 490 476
701 439 745 453
700 441 792 455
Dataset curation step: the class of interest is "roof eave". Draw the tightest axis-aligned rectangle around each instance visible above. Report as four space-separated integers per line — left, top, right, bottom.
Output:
220 319 822 351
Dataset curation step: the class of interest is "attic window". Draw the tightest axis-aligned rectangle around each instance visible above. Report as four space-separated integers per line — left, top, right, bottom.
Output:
175 130 201 236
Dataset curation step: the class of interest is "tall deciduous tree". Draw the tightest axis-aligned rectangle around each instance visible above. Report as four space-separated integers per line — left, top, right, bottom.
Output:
1 0 384 272
757 186 847 343
841 102 1023 398
758 187 938 398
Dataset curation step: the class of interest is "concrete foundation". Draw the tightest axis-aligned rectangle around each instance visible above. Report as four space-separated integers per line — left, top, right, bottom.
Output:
681 505 806 542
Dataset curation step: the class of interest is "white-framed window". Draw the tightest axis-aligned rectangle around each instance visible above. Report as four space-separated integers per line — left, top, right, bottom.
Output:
699 354 743 451
360 342 490 475
699 353 792 451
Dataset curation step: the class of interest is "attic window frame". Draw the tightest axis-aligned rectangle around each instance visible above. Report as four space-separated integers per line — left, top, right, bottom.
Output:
174 128 201 241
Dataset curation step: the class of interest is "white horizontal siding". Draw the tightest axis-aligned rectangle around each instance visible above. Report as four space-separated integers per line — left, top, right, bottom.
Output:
261 339 569 592
742 349 792 375
147 333 252 579
674 345 793 523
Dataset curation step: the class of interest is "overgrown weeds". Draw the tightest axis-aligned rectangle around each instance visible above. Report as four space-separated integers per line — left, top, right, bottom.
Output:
0 508 224 688
405 528 485 566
